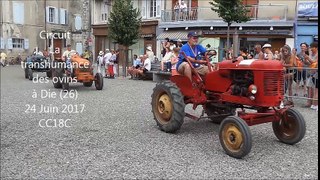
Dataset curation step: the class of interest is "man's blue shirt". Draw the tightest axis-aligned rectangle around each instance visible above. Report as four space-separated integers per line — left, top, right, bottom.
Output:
177 43 207 69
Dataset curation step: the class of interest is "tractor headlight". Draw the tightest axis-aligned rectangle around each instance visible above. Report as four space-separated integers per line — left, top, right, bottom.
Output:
249 84 257 94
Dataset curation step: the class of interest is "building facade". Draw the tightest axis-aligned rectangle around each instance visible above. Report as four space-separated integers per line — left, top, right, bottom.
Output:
91 0 162 63
0 0 90 60
158 0 317 61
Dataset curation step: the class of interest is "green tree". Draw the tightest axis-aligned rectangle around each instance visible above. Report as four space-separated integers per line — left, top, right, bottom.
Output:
209 0 250 57
108 0 141 77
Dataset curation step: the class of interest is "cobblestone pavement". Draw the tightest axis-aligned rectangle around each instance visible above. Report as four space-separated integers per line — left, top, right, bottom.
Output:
1 65 318 179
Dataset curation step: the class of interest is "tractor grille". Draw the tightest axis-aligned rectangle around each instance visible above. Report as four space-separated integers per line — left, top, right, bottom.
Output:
263 71 284 96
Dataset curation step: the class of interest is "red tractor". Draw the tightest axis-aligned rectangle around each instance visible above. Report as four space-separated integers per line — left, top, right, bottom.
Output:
151 52 306 159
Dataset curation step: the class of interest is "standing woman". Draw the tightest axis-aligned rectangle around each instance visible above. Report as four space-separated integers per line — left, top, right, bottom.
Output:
108 50 116 79
280 45 295 105
174 1 180 21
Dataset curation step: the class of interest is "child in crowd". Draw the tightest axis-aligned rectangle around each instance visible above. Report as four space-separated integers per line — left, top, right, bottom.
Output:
170 47 180 75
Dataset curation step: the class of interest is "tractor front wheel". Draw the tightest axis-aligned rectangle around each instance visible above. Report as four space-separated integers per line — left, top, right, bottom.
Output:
219 116 252 159
272 108 306 145
151 81 185 133
95 73 103 90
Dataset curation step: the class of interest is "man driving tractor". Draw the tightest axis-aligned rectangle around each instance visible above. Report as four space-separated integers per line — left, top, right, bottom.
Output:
177 32 210 81
61 44 76 74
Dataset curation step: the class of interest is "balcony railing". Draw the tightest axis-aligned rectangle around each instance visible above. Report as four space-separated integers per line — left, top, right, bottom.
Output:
161 5 288 22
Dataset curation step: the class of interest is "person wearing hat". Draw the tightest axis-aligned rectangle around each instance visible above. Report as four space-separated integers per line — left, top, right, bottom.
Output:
262 43 274 60
146 46 155 63
97 50 105 76
176 31 209 81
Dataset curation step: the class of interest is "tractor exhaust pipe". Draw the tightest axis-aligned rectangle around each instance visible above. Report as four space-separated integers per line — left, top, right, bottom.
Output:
232 28 239 62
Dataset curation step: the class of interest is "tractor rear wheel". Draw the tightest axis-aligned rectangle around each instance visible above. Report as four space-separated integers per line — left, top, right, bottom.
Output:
206 104 236 124
151 81 185 133
219 116 252 159
83 81 93 87
95 73 103 90
272 108 306 145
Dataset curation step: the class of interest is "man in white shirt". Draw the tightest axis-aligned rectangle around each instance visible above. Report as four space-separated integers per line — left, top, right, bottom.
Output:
103 49 112 77
61 44 74 74
62 44 72 61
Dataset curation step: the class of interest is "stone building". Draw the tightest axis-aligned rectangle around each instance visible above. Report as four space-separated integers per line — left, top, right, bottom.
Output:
0 0 91 60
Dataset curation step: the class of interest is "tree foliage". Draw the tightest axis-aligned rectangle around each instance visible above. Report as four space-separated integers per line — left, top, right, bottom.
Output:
108 0 141 47
209 0 250 25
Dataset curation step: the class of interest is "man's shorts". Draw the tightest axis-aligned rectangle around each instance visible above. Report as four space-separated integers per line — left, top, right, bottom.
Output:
143 68 148 74
178 62 208 76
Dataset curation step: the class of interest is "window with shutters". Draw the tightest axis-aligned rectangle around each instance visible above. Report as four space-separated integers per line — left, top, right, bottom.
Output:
60 9 67 25
101 0 109 23
12 38 24 49
48 7 55 23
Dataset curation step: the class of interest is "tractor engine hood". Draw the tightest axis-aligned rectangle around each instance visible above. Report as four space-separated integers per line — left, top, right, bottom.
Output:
218 59 284 71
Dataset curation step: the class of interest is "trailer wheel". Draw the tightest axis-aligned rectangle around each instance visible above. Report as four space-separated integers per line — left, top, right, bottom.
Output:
24 68 29 79
151 81 185 133
272 108 306 145
46 70 52 78
62 74 69 91
28 68 33 81
95 73 103 90
52 69 62 88
219 116 252 159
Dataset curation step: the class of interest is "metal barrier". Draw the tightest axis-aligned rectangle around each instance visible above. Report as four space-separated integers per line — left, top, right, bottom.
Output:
284 67 318 101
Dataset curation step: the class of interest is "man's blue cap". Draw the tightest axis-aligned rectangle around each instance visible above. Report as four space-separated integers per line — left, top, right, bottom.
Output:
187 31 199 38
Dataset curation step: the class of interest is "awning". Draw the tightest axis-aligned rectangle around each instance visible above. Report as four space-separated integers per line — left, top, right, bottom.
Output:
157 31 189 41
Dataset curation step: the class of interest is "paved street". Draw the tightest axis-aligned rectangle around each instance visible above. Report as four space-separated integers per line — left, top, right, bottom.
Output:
0 65 318 179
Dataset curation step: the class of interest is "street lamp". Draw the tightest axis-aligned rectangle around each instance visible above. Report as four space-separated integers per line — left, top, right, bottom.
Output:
239 26 243 30
185 27 188 30
210 26 213 30
270 26 273 31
